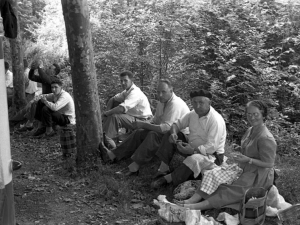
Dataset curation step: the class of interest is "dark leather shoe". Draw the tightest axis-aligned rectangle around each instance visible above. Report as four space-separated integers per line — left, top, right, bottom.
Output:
32 127 46 136
115 168 139 176
98 142 111 164
152 170 170 179
16 126 34 133
12 160 22 171
151 177 167 189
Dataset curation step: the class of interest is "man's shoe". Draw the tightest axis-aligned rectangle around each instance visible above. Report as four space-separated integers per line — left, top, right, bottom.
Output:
98 142 111 164
151 177 168 189
15 126 34 133
12 160 22 171
115 167 139 176
32 127 46 136
152 170 170 179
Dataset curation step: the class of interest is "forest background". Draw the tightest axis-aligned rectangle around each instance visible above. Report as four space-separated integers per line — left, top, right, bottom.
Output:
4 0 300 224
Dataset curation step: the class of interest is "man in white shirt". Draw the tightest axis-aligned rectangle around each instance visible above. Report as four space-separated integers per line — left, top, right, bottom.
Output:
23 59 38 102
102 71 153 148
32 79 75 137
98 79 190 176
151 89 227 189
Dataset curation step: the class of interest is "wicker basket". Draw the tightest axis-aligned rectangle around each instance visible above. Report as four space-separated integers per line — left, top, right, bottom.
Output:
277 204 300 225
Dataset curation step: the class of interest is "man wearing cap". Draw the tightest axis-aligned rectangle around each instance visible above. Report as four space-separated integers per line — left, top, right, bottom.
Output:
151 89 227 189
98 79 190 176
102 71 153 148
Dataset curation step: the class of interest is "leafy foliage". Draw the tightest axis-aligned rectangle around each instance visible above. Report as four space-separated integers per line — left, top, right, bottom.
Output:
22 0 300 156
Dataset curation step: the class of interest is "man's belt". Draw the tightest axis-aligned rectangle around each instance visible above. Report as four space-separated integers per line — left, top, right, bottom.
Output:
134 116 152 121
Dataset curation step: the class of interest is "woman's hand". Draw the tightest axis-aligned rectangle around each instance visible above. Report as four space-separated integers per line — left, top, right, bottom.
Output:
233 154 250 163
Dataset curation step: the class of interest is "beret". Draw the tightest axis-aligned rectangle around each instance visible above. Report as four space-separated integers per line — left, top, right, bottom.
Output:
190 89 212 99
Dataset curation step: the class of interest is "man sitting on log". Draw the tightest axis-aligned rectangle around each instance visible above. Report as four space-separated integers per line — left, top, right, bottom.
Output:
102 71 153 148
151 90 227 189
98 79 190 176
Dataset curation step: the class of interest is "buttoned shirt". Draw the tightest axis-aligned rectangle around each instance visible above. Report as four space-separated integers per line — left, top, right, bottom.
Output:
5 70 13 88
175 106 226 155
43 90 76 125
114 83 152 119
152 93 190 133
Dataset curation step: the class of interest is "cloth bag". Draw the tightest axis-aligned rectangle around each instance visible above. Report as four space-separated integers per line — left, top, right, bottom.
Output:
60 128 76 155
239 187 268 225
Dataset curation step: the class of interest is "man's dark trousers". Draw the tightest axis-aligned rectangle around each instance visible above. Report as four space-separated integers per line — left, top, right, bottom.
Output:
34 100 69 127
111 129 164 164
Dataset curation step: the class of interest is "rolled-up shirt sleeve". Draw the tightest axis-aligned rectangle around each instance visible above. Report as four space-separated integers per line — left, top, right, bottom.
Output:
197 120 225 155
175 112 190 131
159 106 189 133
113 91 125 103
45 94 70 111
119 90 140 113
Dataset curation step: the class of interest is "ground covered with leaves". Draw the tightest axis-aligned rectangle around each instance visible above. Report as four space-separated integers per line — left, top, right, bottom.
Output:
11 131 300 225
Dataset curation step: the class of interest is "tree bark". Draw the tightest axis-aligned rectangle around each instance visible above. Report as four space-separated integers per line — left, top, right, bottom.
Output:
10 0 26 111
61 0 102 168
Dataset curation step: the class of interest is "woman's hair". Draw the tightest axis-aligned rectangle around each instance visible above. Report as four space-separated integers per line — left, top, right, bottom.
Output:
246 100 268 118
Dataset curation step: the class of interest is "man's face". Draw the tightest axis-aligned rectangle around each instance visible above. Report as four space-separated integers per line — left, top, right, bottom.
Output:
51 83 62 95
191 96 211 116
120 75 132 90
157 82 172 103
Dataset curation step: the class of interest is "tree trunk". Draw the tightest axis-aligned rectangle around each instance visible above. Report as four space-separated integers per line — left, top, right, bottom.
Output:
61 0 102 169
10 0 26 111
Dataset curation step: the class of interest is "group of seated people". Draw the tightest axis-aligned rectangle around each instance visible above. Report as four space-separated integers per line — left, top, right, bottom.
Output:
9 65 277 212
98 70 277 212
9 60 76 137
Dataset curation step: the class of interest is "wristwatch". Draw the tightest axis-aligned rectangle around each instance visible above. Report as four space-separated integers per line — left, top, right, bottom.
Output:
248 158 253 164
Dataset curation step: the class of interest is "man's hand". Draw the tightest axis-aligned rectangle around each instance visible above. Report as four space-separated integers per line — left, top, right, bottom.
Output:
132 121 145 130
40 95 47 104
177 142 194 155
169 133 178 144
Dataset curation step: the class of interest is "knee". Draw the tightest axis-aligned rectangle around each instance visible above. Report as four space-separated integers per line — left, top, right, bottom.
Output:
147 131 159 138
41 106 51 114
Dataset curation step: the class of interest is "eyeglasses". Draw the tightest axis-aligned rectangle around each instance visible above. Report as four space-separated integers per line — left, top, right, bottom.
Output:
247 112 260 118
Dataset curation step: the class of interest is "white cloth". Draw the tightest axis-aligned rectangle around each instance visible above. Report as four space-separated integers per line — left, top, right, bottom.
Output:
217 212 239 225
183 154 217 178
24 67 38 94
114 83 152 119
175 106 226 155
5 70 13 88
42 90 76 124
152 93 190 133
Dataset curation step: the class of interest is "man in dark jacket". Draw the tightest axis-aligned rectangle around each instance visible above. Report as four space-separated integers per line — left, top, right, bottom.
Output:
29 61 60 94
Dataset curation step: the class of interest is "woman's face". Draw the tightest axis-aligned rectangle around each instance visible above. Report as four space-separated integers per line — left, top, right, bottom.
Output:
246 105 264 127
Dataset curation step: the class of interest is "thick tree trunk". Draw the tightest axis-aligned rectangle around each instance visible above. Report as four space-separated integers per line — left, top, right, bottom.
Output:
61 0 102 168
10 0 26 111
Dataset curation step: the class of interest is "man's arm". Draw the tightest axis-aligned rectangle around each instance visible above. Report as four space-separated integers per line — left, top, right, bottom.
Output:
104 105 125 116
28 69 43 83
195 120 226 155
133 121 163 133
42 92 70 111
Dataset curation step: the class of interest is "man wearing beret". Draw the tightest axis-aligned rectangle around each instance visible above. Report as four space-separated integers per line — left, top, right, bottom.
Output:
151 89 227 189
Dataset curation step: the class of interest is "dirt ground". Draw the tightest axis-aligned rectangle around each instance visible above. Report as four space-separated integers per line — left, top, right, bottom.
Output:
11 131 286 225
